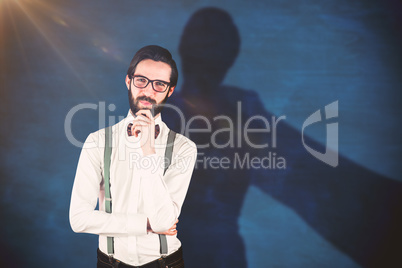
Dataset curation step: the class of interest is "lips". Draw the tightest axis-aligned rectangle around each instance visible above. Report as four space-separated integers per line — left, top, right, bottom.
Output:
139 100 152 106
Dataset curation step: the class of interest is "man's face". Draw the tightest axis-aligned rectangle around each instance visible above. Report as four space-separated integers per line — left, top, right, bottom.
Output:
126 59 175 116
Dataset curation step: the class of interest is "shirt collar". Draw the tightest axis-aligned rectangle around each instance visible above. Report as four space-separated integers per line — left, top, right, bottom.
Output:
124 110 165 139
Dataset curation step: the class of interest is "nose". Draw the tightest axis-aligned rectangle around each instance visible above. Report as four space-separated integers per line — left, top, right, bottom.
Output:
141 82 155 96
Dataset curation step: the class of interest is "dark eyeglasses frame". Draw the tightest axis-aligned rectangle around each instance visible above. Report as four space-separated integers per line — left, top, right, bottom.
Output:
130 75 171 93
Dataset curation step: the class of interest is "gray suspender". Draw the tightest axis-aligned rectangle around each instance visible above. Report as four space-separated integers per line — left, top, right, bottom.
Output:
104 126 177 256
104 126 113 255
160 129 176 255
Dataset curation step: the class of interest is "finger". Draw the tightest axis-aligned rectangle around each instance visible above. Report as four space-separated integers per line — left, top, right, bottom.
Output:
168 230 177 235
133 115 151 124
133 114 154 135
136 110 155 121
131 121 149 128
131 122 148 135
131 123 148 137
131 121 150 131
132 122 153 136
136 109 153 117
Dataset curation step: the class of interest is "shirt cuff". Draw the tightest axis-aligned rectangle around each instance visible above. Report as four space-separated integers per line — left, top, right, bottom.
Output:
127 213 147 235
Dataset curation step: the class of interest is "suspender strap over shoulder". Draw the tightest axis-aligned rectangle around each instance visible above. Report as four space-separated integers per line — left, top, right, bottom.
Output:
104 126 114 255
164 130 176 176
159 130 176 255
104 127 177 257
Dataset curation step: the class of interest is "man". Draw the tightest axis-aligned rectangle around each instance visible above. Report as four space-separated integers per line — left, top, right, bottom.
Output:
69 45 197 268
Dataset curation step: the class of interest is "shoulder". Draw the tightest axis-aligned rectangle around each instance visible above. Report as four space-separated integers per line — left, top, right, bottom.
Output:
170 130 197 156
82 119 125 149
175 132 196 149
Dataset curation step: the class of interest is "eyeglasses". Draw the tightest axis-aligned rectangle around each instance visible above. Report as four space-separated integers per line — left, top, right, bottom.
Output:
131 75 170 93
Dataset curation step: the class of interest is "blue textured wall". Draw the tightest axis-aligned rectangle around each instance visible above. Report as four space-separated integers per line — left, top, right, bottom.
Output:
1 0 401 267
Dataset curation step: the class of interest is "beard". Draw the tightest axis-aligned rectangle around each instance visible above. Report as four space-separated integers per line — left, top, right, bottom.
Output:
128 89 169 117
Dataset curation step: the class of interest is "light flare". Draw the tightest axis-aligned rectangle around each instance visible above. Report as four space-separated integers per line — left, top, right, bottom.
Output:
1 0 124 98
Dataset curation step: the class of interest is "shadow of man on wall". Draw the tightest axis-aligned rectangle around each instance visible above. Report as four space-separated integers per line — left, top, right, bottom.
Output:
164 7 402 268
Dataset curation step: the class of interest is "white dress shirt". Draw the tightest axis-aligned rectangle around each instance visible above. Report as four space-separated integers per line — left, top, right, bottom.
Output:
69 111 197 266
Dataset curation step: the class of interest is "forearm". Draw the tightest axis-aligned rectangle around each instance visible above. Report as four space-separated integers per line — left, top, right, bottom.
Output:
69 206 147 236
70 132 148 237
69 179 148 236
140 143 196 232
140 161 179 232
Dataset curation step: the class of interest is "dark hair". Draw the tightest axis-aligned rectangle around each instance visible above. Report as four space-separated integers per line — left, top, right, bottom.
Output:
126 45 178 88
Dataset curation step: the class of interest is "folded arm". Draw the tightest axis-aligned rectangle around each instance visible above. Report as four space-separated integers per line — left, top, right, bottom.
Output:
139 136 197 232
69 133 148 236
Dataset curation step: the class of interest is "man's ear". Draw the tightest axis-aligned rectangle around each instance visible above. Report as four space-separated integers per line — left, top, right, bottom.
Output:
125 75 131 90
167 86 175 98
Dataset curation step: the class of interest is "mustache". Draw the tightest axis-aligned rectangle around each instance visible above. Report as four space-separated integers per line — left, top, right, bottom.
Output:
136 96 157 105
